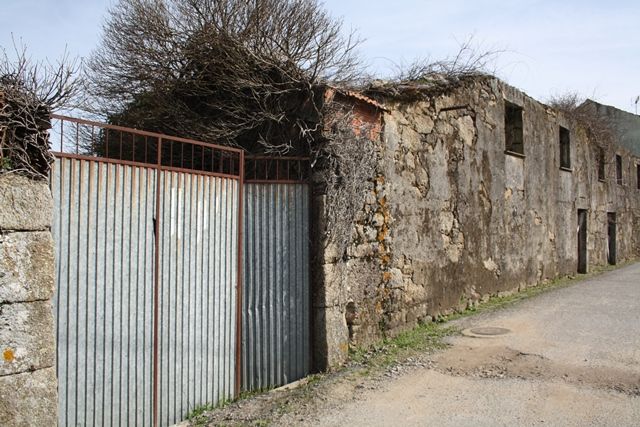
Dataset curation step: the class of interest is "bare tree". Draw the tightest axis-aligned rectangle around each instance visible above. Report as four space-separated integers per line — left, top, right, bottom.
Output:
0 43 81 177
87 0 362 154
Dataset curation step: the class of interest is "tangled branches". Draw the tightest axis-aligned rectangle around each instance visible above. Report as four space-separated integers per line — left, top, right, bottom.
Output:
394 36 501 82
548 92 615 149
312 104 378 255
88 0 362 155
0 45 81 178
365 36 502 102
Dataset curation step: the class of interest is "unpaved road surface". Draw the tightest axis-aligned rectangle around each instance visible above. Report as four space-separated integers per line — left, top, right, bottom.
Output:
195 263 640 426
316 263 640 427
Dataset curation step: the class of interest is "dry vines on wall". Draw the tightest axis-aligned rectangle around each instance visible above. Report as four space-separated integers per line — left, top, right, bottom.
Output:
312 105 378 256
0 91 53 178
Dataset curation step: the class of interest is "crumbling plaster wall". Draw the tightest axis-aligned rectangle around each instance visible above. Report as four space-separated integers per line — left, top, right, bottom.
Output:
0 174 57 426
314 77 640 368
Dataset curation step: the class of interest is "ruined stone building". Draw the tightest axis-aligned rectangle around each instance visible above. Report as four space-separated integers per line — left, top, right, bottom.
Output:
312 76 640 368
583 99 640 156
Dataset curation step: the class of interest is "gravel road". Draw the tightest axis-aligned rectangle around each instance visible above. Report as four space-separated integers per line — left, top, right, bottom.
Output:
314 263 640 427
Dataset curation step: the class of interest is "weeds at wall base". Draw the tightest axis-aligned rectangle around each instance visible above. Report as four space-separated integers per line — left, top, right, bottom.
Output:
438 259 638 324
348 259 638 371
348 322 457 369
185 387 275 425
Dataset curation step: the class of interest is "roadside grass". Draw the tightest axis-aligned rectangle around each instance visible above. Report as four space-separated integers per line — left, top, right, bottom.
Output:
349 322 457 369
186 388 273 425
187 403 218 426
348 259 637 370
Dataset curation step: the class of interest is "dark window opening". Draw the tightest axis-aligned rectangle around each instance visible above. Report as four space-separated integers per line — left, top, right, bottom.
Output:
504 102 524 155
597 148 605 181
636 164 640 190
559 126 571 170
616 154 623 185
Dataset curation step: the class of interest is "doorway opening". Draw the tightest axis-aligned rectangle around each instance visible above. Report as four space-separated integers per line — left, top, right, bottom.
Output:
577 209 588 274
607 212 617 265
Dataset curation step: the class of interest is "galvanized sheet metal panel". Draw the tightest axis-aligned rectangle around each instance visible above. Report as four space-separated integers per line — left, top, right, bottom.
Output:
52 157 156 427
157 171 238 426
53 155 308 425
242 183 310 391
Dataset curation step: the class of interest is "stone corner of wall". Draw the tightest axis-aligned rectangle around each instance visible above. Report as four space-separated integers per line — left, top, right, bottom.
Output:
0 171 57 426
0 173 53 232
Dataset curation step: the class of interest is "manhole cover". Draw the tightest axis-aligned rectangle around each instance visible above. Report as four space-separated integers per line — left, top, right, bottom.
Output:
469 327 511 336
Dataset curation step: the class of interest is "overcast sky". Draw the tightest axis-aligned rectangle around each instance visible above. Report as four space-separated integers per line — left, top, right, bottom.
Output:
1 0 638 113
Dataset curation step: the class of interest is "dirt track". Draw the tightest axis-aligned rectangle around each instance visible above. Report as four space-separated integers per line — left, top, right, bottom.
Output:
193 263 640 426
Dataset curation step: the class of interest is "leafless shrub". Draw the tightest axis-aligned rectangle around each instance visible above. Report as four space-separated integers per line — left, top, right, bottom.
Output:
396 36 501 81
87 0 363 155
0 44 82 178
548 92 615 150
365 36 503 101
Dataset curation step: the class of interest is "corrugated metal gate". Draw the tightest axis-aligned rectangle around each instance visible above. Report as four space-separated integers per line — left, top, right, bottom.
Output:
52 159 157 426
156 171 239 426
50 116 310 426
242 182 310 391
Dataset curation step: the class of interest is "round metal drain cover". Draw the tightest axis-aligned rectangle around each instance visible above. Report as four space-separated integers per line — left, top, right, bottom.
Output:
469 327 511 336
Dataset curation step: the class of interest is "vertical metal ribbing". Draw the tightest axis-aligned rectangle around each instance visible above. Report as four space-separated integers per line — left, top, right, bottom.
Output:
53 158 155 427
241 183 310 392
178 171 185 420
156 172 238 425
210 176 219 404
193 174 201 409
236 152 244 395
54 155 313 426
213 177 222 404
153 139 162 427
51 117 246 427
301 184 311 376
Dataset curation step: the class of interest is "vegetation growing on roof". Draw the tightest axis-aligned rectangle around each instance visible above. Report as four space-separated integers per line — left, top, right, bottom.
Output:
547 92 616 151
362 37 502 102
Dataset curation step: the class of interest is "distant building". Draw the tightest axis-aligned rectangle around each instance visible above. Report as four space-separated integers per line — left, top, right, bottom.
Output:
582 99 640 156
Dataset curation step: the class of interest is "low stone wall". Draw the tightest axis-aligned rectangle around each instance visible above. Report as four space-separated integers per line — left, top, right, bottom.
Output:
0 173 57 426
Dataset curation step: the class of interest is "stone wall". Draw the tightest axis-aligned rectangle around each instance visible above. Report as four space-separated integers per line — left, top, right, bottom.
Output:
314 77 640 367
0 173 57 426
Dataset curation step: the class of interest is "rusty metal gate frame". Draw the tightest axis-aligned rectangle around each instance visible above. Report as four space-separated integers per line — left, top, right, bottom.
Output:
50 115 310 426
